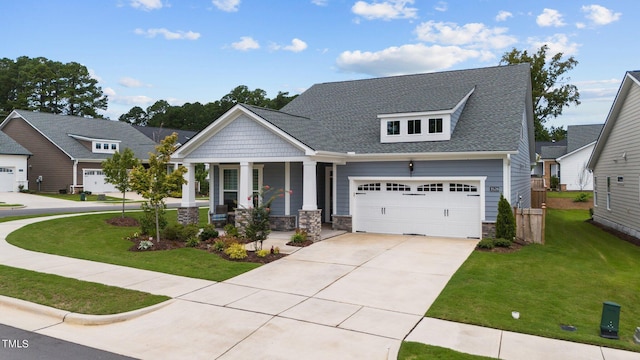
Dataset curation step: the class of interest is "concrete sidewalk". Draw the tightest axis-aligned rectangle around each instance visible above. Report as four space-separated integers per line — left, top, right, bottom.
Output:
0 212 639 359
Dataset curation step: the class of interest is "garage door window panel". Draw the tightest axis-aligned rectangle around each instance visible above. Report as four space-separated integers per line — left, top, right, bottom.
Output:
386 183 410 191
417 183 443 192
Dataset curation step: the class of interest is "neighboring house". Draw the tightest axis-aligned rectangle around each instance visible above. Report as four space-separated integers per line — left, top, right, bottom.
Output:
172 64 535 240
556 124 603 191
0 110 157 193
588 71 640 240
0 131 32 191
535 139 567 189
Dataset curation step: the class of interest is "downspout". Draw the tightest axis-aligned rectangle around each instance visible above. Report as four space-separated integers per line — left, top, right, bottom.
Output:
503 154 511 202
72 159 79 194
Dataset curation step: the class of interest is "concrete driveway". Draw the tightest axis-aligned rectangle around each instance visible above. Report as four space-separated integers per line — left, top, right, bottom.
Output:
29 233 477 359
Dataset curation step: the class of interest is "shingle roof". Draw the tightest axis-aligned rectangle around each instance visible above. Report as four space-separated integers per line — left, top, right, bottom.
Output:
272 64 531 154
540 145 567 159
628 71 640 82
535 139 567 155
132 125 197 146
0 131 31 156
7 110 157 160
566 124 604 153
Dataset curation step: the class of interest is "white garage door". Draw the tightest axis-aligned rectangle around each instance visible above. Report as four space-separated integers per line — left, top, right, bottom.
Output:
353 180 481 239
0 167 15 192
83 169 118 193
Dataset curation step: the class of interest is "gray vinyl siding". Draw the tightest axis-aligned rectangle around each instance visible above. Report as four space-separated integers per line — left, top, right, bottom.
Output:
511 114 532 208
186 115 305 159
290 162 304 214
335 159 503 221
263 163 287 215
592 83 640 234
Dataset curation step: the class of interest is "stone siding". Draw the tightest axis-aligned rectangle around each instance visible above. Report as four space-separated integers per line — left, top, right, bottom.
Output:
269 215 297 231
299 209 322 242
178 207 199 225
332 215 352 232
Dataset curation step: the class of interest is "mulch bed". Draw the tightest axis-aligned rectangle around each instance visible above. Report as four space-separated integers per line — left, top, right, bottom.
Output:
108 217 288 264
475 238 526 253
286 240 314 247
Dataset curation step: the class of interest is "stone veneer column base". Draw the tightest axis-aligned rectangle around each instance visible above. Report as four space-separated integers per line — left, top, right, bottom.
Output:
234 209 248 237
298 209 322 242
178 207 199 225
269 215 297 231
331 215 352 232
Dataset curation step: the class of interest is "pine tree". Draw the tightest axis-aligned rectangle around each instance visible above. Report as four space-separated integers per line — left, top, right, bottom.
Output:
495 194 516 240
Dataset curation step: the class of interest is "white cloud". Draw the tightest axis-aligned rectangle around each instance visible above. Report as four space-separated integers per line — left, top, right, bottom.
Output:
212 0 240 12
536 8 566 27
311 0 328 5
352 0 418 21
495 10 512 22
103 87 116 97
575 22 586 29
232 36 260 51
581 5 621 26
336 43 481 76
134 28 201 40
119 77 150 88
272 38 308 52
528 33 580 57
130 0 163 11
415 21 517 50
434 1 447 12
88 69 102 82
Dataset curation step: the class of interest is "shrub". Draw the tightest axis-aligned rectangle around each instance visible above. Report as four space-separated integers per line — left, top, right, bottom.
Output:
162 223 199 241
213 239 226 252
290 229 307 243
199 224 219 241
223 223 239 237
495 194 516 240
224 243 247 259
138 240 154 250
273 246 280 254
256 249 269 258
477 238 495 249
589 207 594 218
139 202 168 236
574 192 589 202
185 236 200 248
494 238 512 248
550 175 559 190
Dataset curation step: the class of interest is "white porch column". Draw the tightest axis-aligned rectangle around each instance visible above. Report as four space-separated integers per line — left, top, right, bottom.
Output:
208 164 215 210
181 163 196 207
238 161 252 208
302 160 317 210
285 162 291 215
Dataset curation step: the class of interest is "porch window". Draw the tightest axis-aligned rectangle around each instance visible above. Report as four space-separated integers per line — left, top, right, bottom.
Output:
223 169 238 209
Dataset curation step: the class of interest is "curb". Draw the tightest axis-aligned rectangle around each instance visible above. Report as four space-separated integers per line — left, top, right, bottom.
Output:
0 295 175 326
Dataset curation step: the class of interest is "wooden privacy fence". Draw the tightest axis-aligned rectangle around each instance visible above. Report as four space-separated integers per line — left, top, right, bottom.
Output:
531 178 547 209
515 204 546 244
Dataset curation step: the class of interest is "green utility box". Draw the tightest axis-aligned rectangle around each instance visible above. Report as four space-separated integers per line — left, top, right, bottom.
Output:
80 192 86 201
600 301 621 339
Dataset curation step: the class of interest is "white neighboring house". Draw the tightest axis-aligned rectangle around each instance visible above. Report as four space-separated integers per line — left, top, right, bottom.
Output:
555 124 604 191
0 131 31 191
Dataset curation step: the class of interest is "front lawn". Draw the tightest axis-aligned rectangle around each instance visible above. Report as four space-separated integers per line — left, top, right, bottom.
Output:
6 209 260 281
36 192 125 202
398 342 496 360
426 209 640 352
0 264 169 314
546 190 591 199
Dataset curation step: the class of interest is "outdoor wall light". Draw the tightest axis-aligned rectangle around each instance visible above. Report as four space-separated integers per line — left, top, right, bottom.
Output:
409 160 414 173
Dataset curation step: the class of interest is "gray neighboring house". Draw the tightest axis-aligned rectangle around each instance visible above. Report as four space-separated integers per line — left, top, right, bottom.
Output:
588 71 640 239
172 64 535 240
0 131 32 191
0 110 157 194
132 125 197 147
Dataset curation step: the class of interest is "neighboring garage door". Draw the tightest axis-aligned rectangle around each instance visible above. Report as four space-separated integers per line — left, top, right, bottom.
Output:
83 169 118 193
0 167 15 191
353 180 482 239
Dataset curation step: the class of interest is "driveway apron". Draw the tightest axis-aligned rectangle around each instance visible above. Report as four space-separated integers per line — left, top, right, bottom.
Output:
13 232 478 359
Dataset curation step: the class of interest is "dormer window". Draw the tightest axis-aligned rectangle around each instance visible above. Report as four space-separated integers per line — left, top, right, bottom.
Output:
387 121 400 135
428 118 443 133
92 141 119 154
408 120 421 134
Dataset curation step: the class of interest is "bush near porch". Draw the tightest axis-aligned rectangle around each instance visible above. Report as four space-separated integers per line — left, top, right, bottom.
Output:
425 209 640 352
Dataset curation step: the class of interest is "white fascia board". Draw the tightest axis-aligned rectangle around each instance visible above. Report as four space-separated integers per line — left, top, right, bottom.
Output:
344 151 515 162
451 87 476 113
377 109 452 119
180 156 311 164
556 142 595 162
68 134 121 143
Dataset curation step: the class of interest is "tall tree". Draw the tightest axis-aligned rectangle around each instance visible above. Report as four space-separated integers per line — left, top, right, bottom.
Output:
102 148 140 218
119 106 148 125
61 62 108 117
500 45 580 141
129 133 187 242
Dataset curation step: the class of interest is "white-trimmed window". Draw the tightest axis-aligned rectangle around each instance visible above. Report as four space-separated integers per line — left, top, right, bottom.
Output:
387 121 400 135
408 120 421 134
428 118 443 133
606 176 611 210
92 140 119 154
220 166 263 209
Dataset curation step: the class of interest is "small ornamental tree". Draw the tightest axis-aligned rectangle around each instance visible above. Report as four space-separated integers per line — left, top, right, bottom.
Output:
102 147 140 218
129 133 187 242
495 194 516 240
239 186 292 250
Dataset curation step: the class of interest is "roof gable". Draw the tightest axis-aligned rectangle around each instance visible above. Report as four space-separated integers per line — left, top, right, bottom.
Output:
0 131 32 156
0 110 157 161
588 71 640 169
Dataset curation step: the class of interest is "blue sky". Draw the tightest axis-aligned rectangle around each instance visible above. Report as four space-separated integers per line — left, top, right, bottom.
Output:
1 1 635 129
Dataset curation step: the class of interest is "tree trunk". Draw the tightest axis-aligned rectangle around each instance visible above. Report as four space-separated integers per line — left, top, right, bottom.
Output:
155 203 160 243
121 192 126 218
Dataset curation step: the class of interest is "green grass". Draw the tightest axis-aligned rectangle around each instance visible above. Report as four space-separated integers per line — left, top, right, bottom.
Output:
0 264 169 314
426 209 640 352
398 342 497 360
6 209 260 281
546 191 591 199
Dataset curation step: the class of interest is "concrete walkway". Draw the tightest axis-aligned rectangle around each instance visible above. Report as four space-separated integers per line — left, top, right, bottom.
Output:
0 205 639 359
